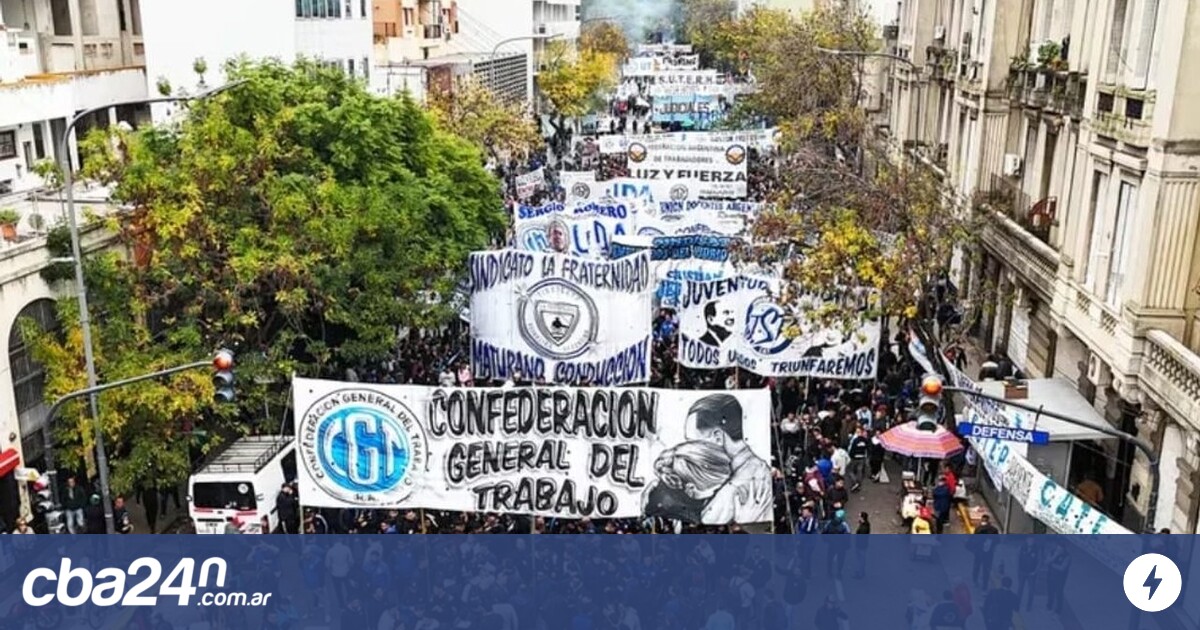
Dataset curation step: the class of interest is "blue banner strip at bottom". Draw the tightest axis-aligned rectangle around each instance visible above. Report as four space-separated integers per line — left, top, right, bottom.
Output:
1 535 1197 630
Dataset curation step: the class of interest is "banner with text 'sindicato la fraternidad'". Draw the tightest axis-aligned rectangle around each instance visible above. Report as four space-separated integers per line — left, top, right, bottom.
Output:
468 249 652 386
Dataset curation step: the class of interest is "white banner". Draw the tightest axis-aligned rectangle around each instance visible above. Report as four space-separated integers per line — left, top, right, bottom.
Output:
655 259 733 309
601 130 779 155
295 378 773 523
514 200 635 258
946 363 1031 490
622 55 701 75
468 249 653 386
677 276 881 379
636 43 693 56
561 170 598 202
643 70 722 85
626 135 748 198
635 208 747 238
515 168 545 200
646 82 755 99
572 177 683 205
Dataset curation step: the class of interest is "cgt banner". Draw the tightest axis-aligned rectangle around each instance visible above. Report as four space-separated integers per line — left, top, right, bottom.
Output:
625 135 748 198
294 378 773 522
468 249 653 386
677 276 881 379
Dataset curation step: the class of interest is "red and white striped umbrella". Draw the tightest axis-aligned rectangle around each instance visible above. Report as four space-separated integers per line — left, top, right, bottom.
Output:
877 421 964 459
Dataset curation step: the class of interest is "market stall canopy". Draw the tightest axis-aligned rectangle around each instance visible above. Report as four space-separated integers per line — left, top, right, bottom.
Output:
878 422 964 459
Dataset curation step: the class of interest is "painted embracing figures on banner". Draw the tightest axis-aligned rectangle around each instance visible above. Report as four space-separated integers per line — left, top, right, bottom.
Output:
468 249 653 386
294 378 773 524
677 275 881 379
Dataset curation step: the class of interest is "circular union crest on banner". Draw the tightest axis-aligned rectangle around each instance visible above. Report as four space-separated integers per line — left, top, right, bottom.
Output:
725 144 747 165
571 182 591 200
627 142 648 163
299 388 426 506
669 184 690 201
518 278 599 360
743 297 794 355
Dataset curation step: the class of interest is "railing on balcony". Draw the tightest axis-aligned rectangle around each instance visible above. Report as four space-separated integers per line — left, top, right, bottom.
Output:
1141 329 1200 432
1008 68 1087 118
977 177 1060 296
423 24 444 40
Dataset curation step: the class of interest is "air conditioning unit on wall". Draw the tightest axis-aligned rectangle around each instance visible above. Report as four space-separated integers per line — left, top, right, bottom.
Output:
1003 153 1022 177
1086 353 1112 387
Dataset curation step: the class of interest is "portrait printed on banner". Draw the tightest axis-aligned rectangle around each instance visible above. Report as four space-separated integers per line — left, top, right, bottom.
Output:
698 299 736 347
642 394 772 524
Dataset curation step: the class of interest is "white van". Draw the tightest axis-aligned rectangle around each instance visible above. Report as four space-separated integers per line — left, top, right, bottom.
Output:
187 435 296 534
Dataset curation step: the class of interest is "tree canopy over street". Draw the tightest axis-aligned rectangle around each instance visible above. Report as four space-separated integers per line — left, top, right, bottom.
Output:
24 60 506 493
680 1 972 326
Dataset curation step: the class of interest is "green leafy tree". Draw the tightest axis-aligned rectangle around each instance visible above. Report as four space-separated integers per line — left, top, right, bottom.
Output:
23 60 506 494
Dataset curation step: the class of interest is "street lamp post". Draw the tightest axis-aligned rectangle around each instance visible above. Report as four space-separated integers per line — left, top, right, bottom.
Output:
816 47 924 150
489 33 563 102
55 80 245 534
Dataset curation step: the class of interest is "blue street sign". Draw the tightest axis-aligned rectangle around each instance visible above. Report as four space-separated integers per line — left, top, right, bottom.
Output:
957 421 1051 445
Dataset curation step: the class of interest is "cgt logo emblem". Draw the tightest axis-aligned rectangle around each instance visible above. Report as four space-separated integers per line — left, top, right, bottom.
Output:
300 389 426 506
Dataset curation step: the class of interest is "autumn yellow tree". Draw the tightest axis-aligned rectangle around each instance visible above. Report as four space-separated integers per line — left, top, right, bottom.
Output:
537 39 618 139
428 78 543 162
697 4 975 325
580 21 631 60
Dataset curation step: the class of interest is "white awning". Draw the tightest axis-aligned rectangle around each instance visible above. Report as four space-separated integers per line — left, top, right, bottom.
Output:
976 378 1115 442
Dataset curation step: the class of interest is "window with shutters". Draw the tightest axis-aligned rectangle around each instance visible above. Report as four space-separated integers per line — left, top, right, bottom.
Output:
1083 171 1108 289
1105 181 1137 308
1105 0 1130 82
1131 0 1159 89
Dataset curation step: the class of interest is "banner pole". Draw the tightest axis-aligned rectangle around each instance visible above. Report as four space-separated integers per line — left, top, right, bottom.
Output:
420 509 428 535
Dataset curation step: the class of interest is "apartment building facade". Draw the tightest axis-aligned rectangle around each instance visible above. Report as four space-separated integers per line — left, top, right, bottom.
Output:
139 0 372 113
370 0 578 103
884 0 1200 535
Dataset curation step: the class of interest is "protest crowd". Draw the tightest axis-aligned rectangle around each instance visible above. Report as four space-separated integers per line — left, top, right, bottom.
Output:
272 42 980 542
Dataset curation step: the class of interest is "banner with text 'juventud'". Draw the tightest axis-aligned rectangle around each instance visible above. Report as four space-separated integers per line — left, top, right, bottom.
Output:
294 378 773 523
468 250 652 386
677 276 881 379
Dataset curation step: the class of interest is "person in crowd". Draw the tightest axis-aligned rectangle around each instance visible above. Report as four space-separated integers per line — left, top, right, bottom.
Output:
911 506 934 534
1044 542 1072 613
982 577 1019 630
852 512 871 578
846 427 870 491
932 476 953 534
930 590 967 630
62 476 87 534
1016 538 1040 609
970 515 1000 586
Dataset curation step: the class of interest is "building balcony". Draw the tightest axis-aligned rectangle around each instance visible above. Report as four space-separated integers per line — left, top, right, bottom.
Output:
0 67 147 129
1008 68 1087 117
977 177 1059 299
1140 329 1200 433
423 23 444 40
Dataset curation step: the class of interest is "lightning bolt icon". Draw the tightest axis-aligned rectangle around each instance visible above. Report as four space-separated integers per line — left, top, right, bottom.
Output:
1143 565 1163 600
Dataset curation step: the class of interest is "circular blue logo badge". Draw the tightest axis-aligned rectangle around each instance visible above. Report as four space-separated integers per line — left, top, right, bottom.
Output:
743 298 794 355
300 389 426 506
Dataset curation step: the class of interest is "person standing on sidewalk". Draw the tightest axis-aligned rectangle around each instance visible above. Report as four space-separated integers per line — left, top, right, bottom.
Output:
847 428 870 492
932 477 953 534
62 476 86 534
970 515 1000 587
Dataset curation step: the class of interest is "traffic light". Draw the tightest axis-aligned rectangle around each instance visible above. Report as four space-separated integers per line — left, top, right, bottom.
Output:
212 349 235 403
916 374 943 431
